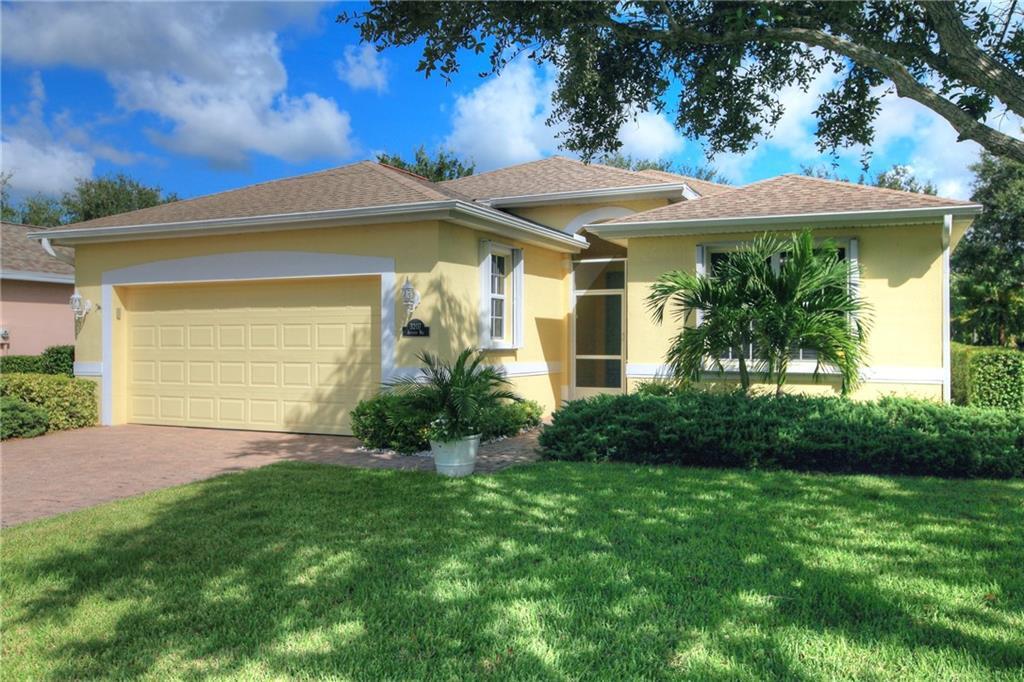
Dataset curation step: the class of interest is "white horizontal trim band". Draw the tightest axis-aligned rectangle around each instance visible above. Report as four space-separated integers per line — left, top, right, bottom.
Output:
393 361 562 381
591 205 982 238
1 269 75 284
626 362 945 384
73 361 103 377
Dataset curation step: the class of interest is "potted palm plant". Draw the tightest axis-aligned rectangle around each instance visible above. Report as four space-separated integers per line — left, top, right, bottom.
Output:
388 349 520 476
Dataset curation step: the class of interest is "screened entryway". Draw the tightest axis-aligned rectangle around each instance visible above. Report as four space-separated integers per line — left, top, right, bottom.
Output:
572 257 625 398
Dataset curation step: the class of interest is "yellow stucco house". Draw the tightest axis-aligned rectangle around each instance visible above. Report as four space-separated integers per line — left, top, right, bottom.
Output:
33 157 981 435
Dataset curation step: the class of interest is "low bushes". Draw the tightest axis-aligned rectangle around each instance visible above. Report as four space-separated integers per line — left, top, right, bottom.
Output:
540 391 1024 479
352 392 543 454
0 373 98 434
0 344 75 377
952 343 1024 412
0 397 49 440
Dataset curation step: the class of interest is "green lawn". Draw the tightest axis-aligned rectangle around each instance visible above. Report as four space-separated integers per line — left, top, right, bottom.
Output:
2 462 1022 680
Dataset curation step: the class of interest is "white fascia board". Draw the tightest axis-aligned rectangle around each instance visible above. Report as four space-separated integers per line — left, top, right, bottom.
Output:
449 202 587 252
29 199 586 253
589 204 984 239
0 269 74 284
481 183 687 208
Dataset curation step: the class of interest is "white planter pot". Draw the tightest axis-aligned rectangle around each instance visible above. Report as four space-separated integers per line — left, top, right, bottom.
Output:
429 434 481 477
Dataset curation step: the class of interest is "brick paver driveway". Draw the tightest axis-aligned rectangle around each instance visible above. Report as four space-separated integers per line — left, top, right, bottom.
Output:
0 425 540 527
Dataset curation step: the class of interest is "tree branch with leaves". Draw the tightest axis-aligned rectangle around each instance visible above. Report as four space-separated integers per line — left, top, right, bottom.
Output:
342 1 1024 164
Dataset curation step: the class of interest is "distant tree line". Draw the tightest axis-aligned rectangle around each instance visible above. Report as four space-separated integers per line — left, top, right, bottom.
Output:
0 172 177 227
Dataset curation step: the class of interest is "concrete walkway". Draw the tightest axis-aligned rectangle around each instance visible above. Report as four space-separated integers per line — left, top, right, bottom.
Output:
0 425 540 527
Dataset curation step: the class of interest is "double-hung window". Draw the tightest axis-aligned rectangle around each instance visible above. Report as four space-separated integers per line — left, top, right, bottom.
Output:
480 241 523 349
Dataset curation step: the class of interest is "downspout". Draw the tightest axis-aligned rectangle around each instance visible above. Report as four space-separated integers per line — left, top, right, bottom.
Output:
41 237 75 266
941 214 952 403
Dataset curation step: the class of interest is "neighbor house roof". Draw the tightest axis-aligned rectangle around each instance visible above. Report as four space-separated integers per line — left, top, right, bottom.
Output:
439 156 686 204
32 162 586 252
1 222 74 282
633 169 732 197
588 175 981 237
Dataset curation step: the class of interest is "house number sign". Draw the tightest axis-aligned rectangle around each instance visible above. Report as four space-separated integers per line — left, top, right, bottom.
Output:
402 318 430 337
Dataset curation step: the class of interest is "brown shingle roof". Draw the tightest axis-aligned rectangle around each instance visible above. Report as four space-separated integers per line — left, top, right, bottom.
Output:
634 169 731 197
55 161 457 230
608 174 976 224
439 156 676 200
1 222 74 276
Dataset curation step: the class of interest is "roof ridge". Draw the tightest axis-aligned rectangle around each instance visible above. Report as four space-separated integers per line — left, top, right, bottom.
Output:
636 168 732 189
365 162 449 202
439 157 556 185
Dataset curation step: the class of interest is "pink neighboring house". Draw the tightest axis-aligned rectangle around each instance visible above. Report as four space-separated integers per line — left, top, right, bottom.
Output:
1 222 75 356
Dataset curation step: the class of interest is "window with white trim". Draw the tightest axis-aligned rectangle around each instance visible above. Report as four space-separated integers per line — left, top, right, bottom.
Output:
703 238 857 365
480 241 523 349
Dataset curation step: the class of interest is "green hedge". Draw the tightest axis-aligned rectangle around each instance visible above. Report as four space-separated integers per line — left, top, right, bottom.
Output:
0 355 43 374
952 343 1024 412
0 345 75 377
539 392 1024 479
0 373 97 432
0 397 49 440
352 392 543 454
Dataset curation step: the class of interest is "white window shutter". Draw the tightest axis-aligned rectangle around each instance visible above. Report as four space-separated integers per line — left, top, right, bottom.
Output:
694 245 706 326
479 240 492 346
512 248 524 347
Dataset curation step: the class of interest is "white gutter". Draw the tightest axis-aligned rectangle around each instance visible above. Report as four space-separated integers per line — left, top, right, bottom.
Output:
0 269 74 284
40 237 75 265
588 204 983 238
481 183 687 208
29 200 587 253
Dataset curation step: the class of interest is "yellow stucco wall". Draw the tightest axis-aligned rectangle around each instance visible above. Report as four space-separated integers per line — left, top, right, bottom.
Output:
624 222 962 401
72 219 571 425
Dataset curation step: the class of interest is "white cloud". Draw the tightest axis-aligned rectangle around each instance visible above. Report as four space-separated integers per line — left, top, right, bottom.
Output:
444 59 685 169
444 60 561 169
1 72 95 196
1 2 355 169
1 136 94 197
617 110 685 159
335 44 389 94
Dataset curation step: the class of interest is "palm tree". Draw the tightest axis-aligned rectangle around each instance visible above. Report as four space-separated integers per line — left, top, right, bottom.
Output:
647 230 870 395
722 230 870 396
646 262 758 390
386 349 520 440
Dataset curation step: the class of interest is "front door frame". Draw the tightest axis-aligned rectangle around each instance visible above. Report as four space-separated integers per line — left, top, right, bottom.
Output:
571 257 626 399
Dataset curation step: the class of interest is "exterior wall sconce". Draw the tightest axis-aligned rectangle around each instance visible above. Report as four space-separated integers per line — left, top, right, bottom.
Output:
69 290 93 320
400 277 421 324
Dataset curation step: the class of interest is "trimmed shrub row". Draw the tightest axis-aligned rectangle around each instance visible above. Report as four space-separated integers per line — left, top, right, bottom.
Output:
0 373 98 437
0 397 49 440
952 343 1024 412
539 391 1024 479
352 392 543 454
0 345 75 377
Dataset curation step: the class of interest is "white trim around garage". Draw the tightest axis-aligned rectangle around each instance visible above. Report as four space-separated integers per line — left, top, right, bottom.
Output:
72 361 103 377
96 251 397 426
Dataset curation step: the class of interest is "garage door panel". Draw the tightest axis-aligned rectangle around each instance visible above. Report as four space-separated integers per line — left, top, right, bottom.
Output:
126 277 378 435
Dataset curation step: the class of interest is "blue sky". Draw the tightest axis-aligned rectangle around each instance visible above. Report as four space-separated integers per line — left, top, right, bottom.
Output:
2 2 1017 203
